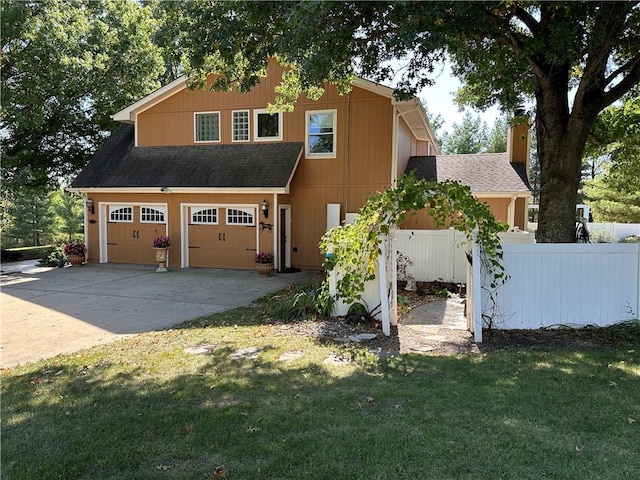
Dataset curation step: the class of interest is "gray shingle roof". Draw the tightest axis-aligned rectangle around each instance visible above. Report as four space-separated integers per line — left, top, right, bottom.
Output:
405 153 531 193
71 124 303 189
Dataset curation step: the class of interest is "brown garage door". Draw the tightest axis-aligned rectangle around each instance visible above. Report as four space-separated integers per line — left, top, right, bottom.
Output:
188 206 256 269
107 205 167 265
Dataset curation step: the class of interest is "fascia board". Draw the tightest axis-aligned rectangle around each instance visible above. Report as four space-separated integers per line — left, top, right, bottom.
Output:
112 75 188 123
67 187 288 194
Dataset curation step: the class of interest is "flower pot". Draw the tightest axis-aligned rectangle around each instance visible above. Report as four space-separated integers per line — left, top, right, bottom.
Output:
255 262 273 277
154 248 168 272
67 254 85 266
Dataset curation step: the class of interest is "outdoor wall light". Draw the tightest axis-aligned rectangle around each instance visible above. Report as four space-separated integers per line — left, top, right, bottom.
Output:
86 198 95 215
261 199 269 218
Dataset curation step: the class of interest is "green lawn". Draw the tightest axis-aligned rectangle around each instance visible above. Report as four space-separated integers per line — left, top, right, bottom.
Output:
2 303 639 480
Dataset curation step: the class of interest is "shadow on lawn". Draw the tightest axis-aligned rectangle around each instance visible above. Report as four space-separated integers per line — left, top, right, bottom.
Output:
2 342 639 479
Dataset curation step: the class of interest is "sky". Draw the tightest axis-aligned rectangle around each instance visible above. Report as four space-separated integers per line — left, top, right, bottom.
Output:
417 62 501 135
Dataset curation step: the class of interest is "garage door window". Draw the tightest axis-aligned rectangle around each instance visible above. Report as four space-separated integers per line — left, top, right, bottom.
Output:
227 208 255 225
141 207 166 223
191 207 218 225
109 206 133 222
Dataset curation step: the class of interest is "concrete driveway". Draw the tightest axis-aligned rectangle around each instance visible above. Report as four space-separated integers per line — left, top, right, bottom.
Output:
1 261 312 368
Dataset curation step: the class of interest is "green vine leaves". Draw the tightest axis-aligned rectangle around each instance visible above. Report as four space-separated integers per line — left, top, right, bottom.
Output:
319 172 509 306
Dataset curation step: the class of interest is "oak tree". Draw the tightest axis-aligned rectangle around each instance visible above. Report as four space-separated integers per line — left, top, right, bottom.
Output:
180 1 640 242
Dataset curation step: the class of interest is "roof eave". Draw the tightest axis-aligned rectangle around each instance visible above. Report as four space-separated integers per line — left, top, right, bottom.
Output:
112 75 189 123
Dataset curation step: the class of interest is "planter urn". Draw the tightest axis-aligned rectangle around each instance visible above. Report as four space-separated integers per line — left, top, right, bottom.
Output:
255 262 273 277
67 254 85 266
154 248 168 272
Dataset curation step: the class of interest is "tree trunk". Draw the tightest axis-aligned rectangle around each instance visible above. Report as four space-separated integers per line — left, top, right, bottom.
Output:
534 78 595 243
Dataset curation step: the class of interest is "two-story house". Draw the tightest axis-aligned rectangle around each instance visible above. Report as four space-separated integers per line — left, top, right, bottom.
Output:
70 59 529 271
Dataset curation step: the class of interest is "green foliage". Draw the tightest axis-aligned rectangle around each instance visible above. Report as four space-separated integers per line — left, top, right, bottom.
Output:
4 188 56 247
1 0 165 189
178 2 639 243
320 173 507 305
440 112 488 154
584 173 640 223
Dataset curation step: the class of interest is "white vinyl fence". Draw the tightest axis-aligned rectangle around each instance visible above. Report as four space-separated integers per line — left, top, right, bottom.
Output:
396 229 533 283
469 242 640 342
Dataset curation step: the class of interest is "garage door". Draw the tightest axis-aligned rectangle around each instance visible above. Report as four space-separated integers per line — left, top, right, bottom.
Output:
107 205 167 265
188 206 256 269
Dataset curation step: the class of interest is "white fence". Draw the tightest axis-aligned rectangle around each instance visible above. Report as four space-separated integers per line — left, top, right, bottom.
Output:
469 242 640 342
396 229 533 283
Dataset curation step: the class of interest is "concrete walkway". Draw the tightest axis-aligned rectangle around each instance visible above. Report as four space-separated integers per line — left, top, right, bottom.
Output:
402 293 468 331
1 261 311 368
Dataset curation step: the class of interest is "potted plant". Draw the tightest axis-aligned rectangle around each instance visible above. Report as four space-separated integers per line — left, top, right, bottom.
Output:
63 242 87 266
153 235 171 272
255 252 274 276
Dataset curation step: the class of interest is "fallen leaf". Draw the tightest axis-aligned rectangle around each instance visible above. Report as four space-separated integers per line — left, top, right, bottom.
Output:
366 396 374 403
157 465 172 471
627 417 636 424
247 426 259 433
609 381 618 389
212 466 228 478
575 446 582 453
185 424 195 433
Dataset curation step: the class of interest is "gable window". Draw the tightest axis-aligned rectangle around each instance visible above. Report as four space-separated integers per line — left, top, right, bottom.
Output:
254 109 282 141
306 110 336 158
232 110 250 142
109 206 133 222
195 112 220 142
226 208 255 225
191 207 218 225
141 206 166 223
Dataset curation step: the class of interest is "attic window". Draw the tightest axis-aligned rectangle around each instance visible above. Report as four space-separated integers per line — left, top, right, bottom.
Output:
195 112 220 142
254 109 282 141
306 110 336 158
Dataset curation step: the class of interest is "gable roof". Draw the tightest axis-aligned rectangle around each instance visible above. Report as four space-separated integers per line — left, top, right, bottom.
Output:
112 73 439 151
405 153 531 195
70 124 303 193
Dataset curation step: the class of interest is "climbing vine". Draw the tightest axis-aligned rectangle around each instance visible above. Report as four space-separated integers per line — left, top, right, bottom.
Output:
319 172 509 307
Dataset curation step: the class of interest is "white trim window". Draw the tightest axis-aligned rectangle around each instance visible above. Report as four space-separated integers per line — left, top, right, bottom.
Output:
140 206 166 223
254 108 282 141
191 207 218 225
109 206 133 222
194 112 221 142
226 207 255 225
306 109 336 158
232 110 250 142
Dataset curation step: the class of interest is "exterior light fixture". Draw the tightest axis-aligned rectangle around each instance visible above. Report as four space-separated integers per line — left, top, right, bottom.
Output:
261 199 269 218
86 198 95 215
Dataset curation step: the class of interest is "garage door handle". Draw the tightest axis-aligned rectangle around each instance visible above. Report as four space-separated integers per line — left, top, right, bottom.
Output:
223 233 226 241
218 233 221 241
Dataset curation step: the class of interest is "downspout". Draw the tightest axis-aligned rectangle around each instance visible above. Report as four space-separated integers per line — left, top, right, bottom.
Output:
391 106 399 184
508 195 517 229
345 92 351 214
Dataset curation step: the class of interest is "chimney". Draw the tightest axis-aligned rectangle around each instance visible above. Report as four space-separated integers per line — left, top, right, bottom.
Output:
507 117 531 172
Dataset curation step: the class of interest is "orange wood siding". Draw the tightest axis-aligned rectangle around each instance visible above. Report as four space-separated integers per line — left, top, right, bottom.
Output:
515 197 527 230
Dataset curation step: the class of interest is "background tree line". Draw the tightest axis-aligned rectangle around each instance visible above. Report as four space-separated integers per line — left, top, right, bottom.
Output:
2 1 638 250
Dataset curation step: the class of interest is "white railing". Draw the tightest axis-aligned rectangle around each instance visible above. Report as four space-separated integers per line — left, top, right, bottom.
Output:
471 242 640 342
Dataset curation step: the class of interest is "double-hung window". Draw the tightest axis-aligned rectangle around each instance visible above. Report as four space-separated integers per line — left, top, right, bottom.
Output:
194 112 220 142
306 109 336 158
232 110 250 142
254 108 282 141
